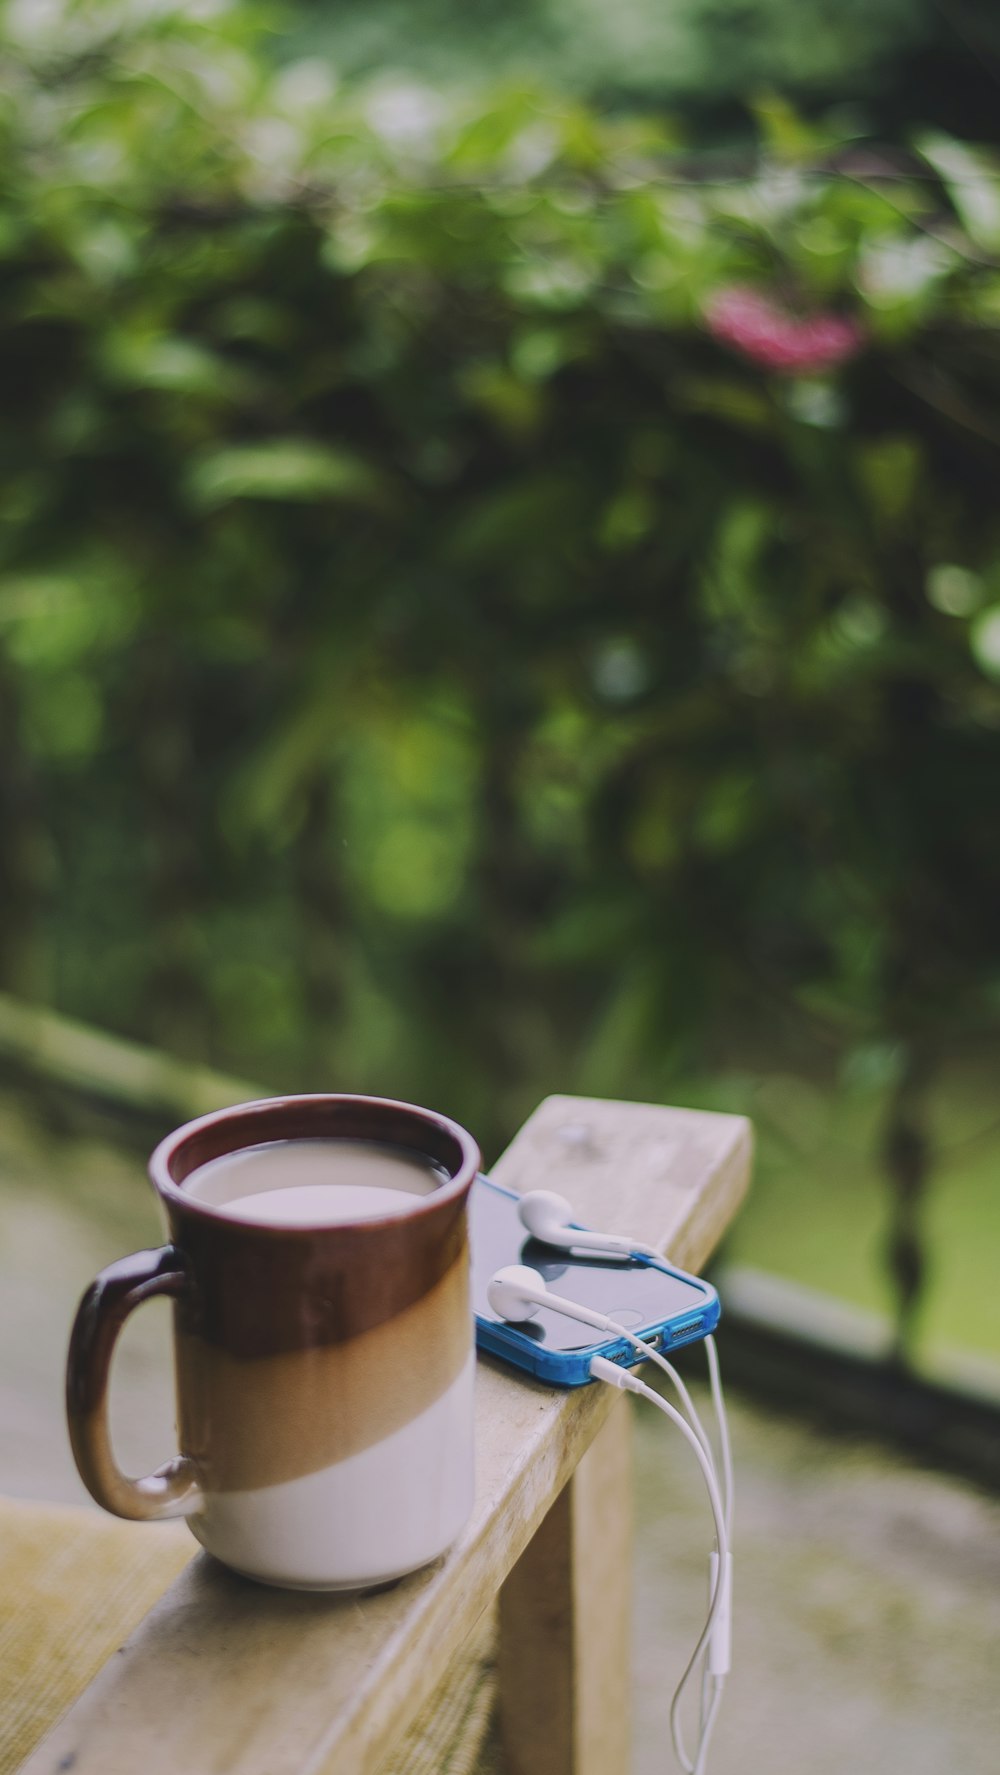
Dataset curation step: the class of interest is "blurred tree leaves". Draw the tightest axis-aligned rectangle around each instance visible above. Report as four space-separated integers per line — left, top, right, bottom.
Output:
287 0 947 127
189 441 386 508
0 0 999 1246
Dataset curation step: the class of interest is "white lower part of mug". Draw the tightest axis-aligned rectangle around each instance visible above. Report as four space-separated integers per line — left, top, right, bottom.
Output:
185 1351 477 1590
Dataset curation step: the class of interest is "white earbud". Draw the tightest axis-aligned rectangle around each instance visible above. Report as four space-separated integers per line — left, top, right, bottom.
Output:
487 1264 616 1332
517 1190 641 1258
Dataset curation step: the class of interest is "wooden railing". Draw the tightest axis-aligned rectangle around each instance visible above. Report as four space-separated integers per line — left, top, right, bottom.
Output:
19 1091 751 1775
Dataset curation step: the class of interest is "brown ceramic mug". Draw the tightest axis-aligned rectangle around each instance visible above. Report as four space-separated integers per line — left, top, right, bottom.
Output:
66 1094 480 1590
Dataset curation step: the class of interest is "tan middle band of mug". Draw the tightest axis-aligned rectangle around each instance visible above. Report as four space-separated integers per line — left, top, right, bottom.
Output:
172 1253 471 1493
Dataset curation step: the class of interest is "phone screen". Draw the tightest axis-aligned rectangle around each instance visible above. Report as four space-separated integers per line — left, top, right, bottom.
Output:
470 1175 712 1352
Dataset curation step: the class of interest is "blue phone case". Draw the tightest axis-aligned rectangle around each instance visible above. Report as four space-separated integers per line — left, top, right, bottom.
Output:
472 1177 720 1387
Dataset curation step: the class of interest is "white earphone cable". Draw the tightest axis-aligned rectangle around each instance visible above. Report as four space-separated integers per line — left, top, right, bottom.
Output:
626 1248 734 1539
705 1334 734 1540
693 1679 724 1775
587 1261 733 1775
589 1353 728 1775
617 1254 735 1767
633 1327 734 1773
620 1329 731 1531
504 1197 735 1775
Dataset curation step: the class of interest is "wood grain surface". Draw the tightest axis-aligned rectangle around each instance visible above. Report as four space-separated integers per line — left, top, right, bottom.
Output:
22 1095 751 1775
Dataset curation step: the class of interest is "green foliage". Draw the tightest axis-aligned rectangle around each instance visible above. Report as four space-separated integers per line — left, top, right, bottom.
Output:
2 0 1000 1194
286 0 938 119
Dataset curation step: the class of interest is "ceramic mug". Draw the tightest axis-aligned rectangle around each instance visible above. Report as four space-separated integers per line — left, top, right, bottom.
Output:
66 1094 480 1590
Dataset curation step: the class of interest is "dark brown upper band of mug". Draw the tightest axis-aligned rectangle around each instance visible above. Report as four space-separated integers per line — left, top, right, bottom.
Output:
148 1095 481 1358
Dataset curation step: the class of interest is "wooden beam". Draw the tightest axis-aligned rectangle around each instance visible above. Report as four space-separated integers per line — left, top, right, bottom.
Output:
498 1400 632 1775
22 1096 751 1775
0 990 258 1123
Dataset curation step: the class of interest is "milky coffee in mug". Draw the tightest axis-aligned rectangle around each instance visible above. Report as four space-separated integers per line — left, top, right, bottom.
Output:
66 1095 480 1590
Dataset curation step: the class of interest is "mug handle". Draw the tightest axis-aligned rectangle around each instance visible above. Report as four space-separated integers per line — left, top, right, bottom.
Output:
66 1245 204 1522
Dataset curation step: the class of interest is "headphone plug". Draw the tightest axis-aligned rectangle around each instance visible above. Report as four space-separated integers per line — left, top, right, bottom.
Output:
589 1355 644 1391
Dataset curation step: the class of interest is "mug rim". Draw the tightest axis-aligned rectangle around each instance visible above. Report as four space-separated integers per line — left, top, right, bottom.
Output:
148 1092 481 1234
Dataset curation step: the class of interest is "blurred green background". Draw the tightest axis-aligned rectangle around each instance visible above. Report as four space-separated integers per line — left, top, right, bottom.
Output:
2 0 999 1367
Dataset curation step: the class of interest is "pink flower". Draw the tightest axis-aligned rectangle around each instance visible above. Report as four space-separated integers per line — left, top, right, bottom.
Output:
704 285 864 375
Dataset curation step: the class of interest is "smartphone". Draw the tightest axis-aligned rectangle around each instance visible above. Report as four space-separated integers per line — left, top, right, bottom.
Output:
470 1173 720 1385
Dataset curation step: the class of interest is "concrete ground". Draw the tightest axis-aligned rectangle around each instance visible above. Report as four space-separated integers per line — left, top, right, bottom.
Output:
0 1091 173 1505
2 1089 999 1774
631 1374 1000 1775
